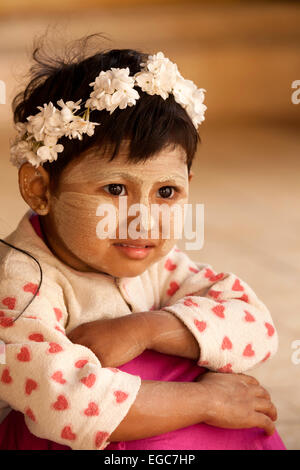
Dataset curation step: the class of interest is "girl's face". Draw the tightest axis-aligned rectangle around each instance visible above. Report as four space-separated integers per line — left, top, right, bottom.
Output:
43 142 191 278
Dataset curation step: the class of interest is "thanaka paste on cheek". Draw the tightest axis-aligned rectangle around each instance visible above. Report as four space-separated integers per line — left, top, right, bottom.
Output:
51 191 116 272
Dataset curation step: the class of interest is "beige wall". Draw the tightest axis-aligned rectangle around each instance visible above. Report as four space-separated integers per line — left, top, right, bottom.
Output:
0 0 196 15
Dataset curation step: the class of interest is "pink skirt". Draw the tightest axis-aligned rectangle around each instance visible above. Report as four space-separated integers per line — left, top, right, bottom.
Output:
0 350 286 450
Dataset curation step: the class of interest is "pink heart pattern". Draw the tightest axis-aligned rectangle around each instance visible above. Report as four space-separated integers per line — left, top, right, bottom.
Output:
166 281 180 297
95 431 109 449
23 283 40 296
2 297 16 310
211 304 225 318
194 319 207 332
53 394 69 411
243 344 255 357
61 425 76 441
265 322 275 337
221 336 232 350
80 373 96 388
51 371 67 384
25 378 38 395
17 346 31 362
244 310 255 322
164 259 177 271
114 390 129 403
232 279 244 291
1 368 12 384
84 402 99 417
25 407 36 422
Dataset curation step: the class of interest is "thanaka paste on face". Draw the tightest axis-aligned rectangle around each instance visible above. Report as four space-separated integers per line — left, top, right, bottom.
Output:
61 141 189 188
49 143 190 277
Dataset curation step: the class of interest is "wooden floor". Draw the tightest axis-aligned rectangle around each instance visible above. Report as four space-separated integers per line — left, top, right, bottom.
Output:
0 2 299 449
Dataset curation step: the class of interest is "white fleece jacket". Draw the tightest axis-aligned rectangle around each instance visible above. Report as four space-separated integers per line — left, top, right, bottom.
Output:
0 211 278 449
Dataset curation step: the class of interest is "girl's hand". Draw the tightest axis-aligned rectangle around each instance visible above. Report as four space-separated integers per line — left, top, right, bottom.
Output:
67 313 150 367
196 371 277 436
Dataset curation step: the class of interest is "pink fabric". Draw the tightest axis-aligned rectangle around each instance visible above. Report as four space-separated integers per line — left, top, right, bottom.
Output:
29 211 43 239
0 214 286 450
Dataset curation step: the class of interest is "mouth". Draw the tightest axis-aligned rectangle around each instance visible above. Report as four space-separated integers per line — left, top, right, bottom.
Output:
113 242 155 260
114 242 155 248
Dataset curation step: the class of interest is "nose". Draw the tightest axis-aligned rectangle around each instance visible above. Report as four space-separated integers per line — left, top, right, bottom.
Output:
128 200 156 236
139 208 155 234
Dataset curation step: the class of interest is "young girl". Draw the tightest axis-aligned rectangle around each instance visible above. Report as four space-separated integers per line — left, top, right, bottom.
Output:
0 35 286 450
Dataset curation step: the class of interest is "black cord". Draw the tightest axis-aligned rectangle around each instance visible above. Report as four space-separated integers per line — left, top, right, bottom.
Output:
0 239 43 322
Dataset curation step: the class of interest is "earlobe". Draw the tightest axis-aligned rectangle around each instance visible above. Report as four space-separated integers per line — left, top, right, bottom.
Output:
19 163 51 215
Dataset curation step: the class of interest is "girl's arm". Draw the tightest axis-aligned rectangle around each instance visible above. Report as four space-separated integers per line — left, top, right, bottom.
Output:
0 256 141 450
110 373 277 441
67 310 199 368
66 314 277 439
144 245 279 373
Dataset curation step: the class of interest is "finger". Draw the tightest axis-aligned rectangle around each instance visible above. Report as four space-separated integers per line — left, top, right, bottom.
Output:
255 413 276 436
254 386 271 400
255 399 278 421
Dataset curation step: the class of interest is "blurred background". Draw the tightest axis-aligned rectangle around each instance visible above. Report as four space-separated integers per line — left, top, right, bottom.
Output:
0 0 299 449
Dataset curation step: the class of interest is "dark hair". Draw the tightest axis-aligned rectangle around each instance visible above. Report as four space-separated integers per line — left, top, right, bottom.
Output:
12 33 200 184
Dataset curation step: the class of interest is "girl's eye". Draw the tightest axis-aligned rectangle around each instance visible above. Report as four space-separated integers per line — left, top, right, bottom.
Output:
103 184 126 196
157 186 177 199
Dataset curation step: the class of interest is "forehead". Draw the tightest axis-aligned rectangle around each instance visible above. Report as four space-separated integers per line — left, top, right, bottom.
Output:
61 142 188 185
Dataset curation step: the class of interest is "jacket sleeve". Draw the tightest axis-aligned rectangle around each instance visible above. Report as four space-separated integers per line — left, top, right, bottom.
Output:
156 245 278 373
0 251 141 450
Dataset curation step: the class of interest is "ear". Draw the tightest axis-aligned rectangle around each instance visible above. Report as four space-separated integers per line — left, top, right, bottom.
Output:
18 163 51 215
188 170 194 182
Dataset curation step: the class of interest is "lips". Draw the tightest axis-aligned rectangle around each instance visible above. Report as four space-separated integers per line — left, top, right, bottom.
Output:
113 242 155 260
113 241 156 248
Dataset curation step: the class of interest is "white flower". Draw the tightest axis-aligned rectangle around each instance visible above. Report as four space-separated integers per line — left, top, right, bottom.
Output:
182 87 206 128
26 102 64 141
173 74 206 127
86 67 140 113
57 99 82 124
10 139 36 168
136 54 206 127
135 51 178 100
36 141 64 165
173 77 196 106
10 133 64 168
64 117 99 140
189 88 207 127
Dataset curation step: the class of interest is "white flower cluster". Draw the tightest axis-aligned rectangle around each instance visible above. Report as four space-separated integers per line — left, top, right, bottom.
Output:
10 51 206 168
10 100 99 168
85 67 140 114
135 52 206 128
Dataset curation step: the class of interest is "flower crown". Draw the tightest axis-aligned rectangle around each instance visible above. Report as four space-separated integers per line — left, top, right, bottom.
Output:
10 52 207 169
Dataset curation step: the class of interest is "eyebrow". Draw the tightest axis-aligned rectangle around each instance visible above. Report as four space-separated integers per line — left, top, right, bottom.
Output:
98 172 187 185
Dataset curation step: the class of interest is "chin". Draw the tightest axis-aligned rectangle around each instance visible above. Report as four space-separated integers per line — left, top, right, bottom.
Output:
113 260 153 278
